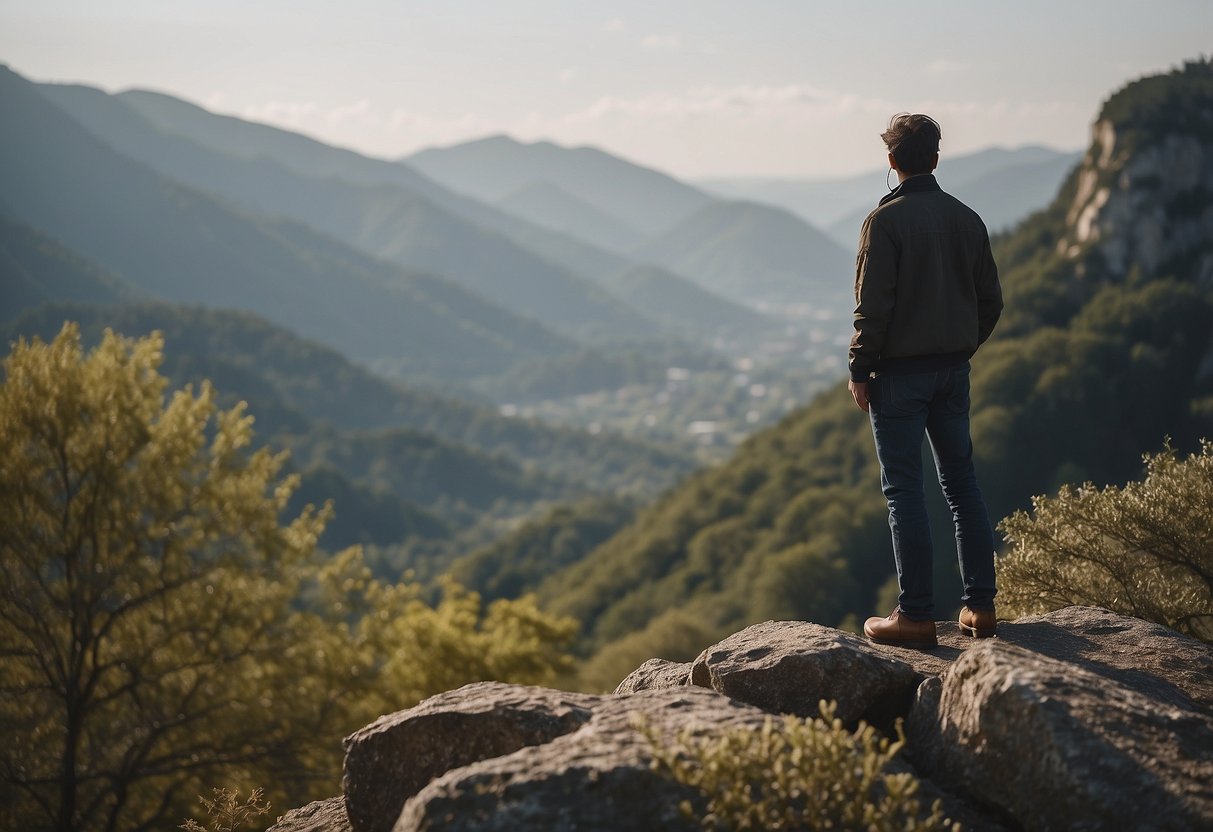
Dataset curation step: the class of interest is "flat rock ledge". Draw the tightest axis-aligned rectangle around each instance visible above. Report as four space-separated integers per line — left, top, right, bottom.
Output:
279 606 1213 831
689 619 920 727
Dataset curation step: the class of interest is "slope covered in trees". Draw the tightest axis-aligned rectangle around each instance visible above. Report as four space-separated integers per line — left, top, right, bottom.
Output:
0 326 578 830
2 301 700 556
535 59 1213 689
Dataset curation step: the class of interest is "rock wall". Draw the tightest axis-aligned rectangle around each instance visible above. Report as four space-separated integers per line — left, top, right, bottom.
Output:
1062 118 1213 288
268 607 1213 832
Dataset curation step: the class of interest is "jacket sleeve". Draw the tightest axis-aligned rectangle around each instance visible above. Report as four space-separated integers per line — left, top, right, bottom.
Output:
849 214 898 382
974 228 1003 345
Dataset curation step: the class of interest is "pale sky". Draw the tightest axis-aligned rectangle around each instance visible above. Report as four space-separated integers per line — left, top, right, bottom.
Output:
2 1 1209 178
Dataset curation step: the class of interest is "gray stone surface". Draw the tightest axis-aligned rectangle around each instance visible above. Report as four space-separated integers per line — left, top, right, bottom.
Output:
342 682 600 832
271 606 1213 832
689 619 919 725
393 687 768 832
266 797 351 832
917 639 1213 831
999 605 1213 717
613 657 692 694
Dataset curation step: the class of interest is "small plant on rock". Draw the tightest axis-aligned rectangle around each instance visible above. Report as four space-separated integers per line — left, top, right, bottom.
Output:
180 788 271 832
639 701 956 831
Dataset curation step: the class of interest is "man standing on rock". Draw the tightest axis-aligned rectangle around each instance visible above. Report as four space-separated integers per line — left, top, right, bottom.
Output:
848 113 1003 648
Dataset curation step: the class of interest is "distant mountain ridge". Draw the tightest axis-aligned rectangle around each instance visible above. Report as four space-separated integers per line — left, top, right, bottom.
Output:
632 200 854 311
701 145 1082 246
96 85 769 345
0 66 579 378
117 88 636 286
36 81 662 344
495 180 647 253
407 134 716 238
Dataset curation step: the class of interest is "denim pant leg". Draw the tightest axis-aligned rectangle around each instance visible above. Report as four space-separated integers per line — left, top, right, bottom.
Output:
925 364 997 610
868 372 935 621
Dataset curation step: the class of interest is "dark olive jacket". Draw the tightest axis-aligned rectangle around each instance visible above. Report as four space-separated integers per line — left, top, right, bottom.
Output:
848 174 1003 383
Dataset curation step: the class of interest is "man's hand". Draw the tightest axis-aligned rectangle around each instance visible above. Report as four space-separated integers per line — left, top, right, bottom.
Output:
849 379 869 412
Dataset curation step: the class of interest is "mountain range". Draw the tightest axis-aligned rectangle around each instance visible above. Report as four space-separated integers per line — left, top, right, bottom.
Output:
0 49 1140 676
701 144 1082 247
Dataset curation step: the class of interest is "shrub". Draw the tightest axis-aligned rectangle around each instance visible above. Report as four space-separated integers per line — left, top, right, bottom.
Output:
998 440 1213 641
640 702 955 831
180 788 271 832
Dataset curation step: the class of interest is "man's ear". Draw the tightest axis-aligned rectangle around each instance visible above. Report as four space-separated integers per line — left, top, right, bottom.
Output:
887 151 899 171
930 152 939 172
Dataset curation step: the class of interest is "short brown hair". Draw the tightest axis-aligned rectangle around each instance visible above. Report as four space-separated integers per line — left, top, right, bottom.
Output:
881 113 941 175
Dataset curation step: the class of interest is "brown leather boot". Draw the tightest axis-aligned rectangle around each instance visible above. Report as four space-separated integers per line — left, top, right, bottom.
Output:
863 608 937 649
958 606 997 638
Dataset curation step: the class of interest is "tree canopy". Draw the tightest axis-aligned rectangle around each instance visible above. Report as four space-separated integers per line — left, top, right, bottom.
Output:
0 324 577 831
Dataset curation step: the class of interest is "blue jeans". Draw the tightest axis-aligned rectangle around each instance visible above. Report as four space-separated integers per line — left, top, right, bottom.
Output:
868 362 996 621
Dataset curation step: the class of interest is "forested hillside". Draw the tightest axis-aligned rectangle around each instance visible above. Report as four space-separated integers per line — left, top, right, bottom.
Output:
2 301 700 568
536 60 1213 690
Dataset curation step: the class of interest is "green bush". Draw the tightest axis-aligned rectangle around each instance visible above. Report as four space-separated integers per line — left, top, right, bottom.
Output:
641 702 955 831
998 440 1213 641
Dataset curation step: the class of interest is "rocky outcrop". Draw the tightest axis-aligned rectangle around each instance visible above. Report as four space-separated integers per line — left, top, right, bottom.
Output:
276 606 1213 831
394 688 769 832
1061 114 1213 286
687 620 920 727
913 640 1213 831
342 682 599 832
267 797 351 832
612 657 691 694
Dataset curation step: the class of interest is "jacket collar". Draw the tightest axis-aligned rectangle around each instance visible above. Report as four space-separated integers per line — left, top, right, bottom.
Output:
878 173 941 207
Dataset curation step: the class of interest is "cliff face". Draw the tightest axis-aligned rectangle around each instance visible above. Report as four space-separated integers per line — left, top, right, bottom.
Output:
271 607 1213 832
1061 60 1213 287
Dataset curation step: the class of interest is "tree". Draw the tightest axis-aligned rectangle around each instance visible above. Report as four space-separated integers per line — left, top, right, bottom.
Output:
0 324 578 831
0 324 328 831
998 440 1213 642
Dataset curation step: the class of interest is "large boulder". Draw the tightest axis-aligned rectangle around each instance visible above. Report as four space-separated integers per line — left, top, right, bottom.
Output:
689 619 919 726
393 687 770 832
914 638 1213 830
996 605 1213 716
342 682 600 832
613 657 692 694
266 798 351 832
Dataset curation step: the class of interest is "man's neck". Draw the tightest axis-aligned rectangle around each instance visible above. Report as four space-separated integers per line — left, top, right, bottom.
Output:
897 171 934 185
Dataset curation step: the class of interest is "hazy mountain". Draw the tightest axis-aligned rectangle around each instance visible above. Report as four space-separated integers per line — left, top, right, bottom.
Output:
631 200 855 311
603 264 772 335
407 134 716 237
37 81 661 343
700 145 1081 244
98 87 799 340
495 180 646 253
0 215 138 317
0 66 583 378
825 150 1083 247
532 60 1213 684
117 89 635 288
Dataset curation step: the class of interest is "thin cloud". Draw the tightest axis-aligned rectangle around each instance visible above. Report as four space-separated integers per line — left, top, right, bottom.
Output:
926 59 967 75
641 33 683 51
563 83 893 122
